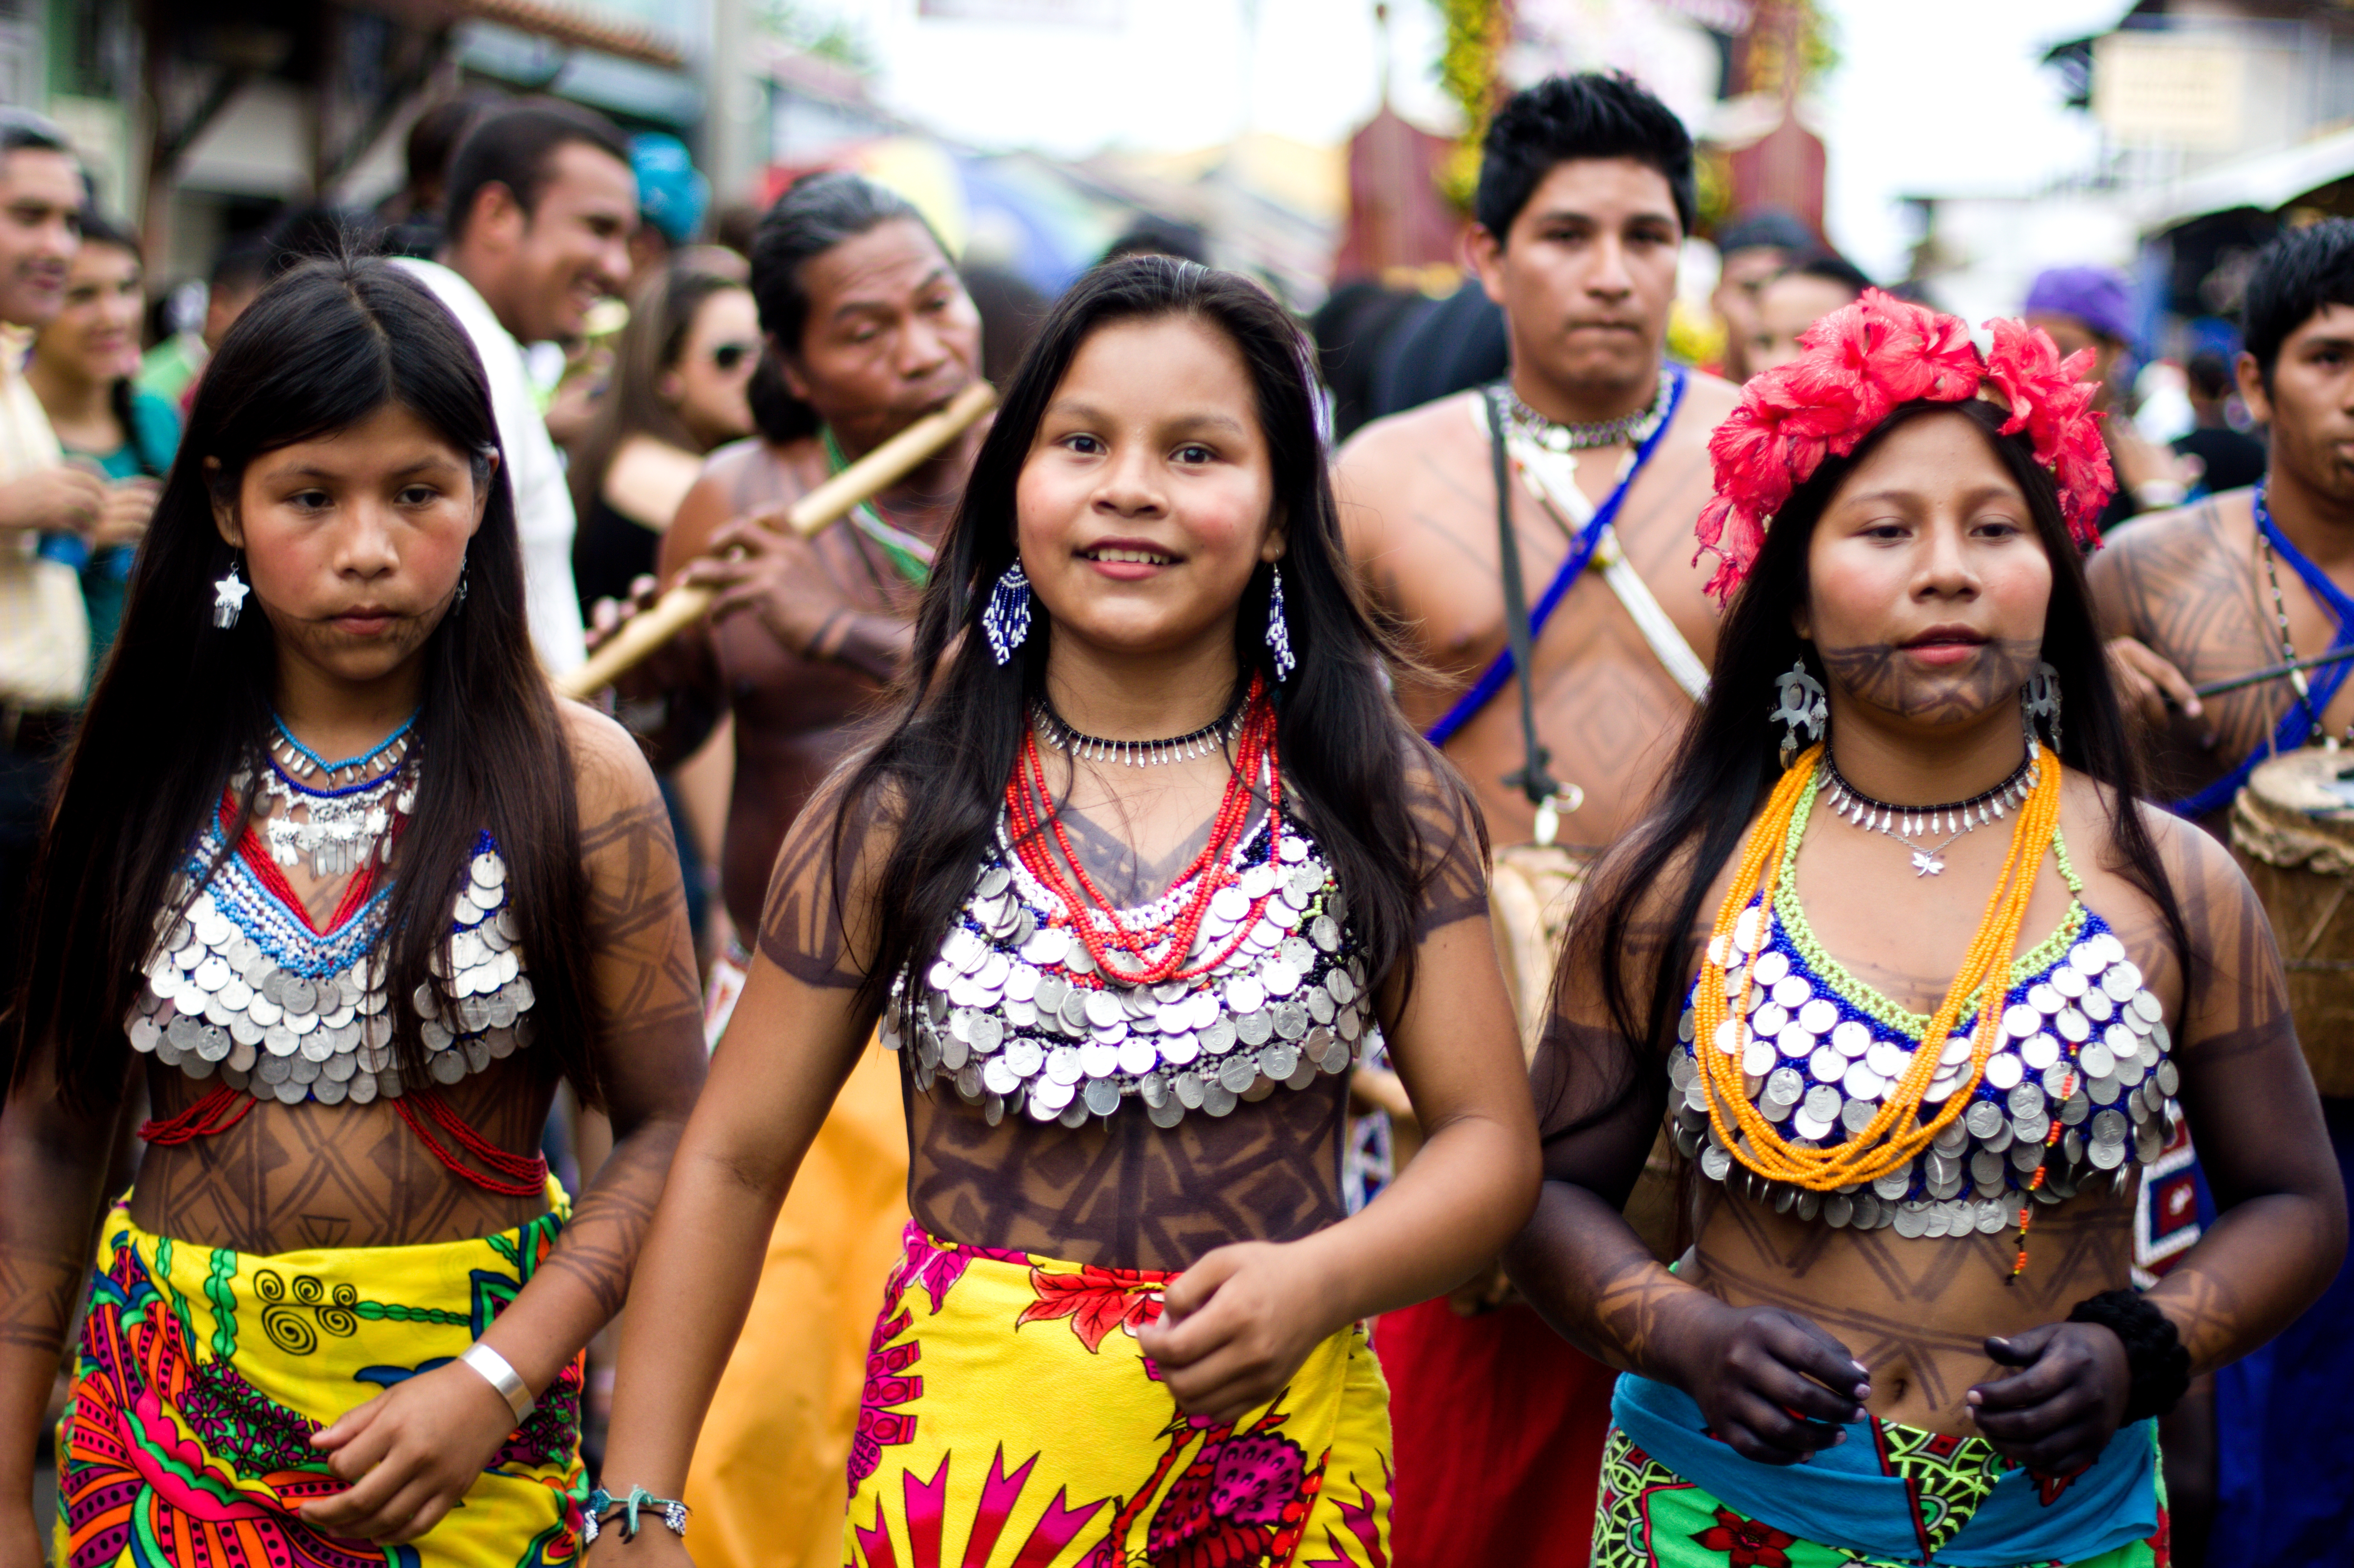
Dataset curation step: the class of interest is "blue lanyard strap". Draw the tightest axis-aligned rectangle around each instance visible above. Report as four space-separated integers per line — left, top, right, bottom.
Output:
1424 366 1687 748
2171 482 2354 815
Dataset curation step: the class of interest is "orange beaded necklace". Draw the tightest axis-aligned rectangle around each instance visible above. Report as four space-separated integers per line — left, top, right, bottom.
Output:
1691 742 2064 1194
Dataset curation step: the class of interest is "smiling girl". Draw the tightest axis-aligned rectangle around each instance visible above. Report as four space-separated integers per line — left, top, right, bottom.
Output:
1507 292 2344 1568
0 257 707 1568
589 258 1539 1568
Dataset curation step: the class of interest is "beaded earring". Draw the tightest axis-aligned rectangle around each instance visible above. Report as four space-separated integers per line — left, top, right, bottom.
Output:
455 552 470 611
1265 563 1296 682
984 560 1032 664
1771 659 1828 768
211 553 250 630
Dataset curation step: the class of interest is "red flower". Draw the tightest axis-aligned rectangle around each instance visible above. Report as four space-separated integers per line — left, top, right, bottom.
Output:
1690 1504 1799 1568
1695 289 2119 603
1017 1264 1166 1353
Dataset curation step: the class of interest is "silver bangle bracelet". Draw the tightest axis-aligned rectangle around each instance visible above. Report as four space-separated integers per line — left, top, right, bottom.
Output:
458 1342 535 1423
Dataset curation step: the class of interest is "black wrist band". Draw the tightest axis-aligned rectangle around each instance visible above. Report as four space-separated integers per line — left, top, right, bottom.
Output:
809 609 848 661
2067 1288 2190 1422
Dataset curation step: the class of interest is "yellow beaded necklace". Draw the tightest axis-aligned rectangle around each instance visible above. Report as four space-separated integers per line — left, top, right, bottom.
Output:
1692 741 2064 1191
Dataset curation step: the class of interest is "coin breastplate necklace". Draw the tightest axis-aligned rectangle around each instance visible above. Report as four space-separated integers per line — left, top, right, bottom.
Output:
1675 760 2179 1252
126 748 536 1106
886 679 1378 1128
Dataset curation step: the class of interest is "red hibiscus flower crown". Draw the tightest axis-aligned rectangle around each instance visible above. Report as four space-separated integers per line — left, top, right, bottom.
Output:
1693 288 2115 604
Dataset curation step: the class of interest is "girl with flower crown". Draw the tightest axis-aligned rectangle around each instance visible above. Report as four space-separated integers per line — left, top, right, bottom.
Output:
0 257 709 1568
1505 291 2345 1567
589 257 1539 1568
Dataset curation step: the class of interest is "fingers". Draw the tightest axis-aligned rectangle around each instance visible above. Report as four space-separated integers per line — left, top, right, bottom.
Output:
1759 1312 1871 1408
1161 1248 1242 1324
305 1471 439 1543
627 573 661 609
310 1393 386 1455
1969 1327 2072 1409
1711 1389 1849 1465
703 517 781 558
1159 1340 1283 1428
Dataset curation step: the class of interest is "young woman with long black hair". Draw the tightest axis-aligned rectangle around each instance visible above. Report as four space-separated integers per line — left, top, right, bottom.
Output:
1506 291 2345 1567
588 256 1538 1568
0 255 707 1568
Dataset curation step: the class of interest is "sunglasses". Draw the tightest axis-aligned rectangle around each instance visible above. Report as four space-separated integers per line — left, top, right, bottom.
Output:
711 341 757 372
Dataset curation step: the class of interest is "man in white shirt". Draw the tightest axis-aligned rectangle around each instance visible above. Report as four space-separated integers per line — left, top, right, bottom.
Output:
396 100 637 675
0 109 105 997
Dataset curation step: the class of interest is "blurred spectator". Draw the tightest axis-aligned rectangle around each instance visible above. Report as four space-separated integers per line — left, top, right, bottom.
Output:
2025 264 2190 529
0 110 106 1001
627 133 710 288
2172 349 2267 497
570 265 757 613
383 93 503 259
397 100 638 676
1369 275 1507 420
138 231 268 414
1749 251 1872 374
1099 214 1210 266
958 260 1047 388
709 200 763 261
1311 278 1430 440
26 210 174 664
1710 207 1812 382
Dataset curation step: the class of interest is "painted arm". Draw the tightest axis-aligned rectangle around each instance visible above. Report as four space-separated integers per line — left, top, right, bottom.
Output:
585 776 892 1566
301 711 710 1542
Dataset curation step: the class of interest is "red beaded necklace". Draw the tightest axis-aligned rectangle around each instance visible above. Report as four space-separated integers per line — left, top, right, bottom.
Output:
1005 676 1281 988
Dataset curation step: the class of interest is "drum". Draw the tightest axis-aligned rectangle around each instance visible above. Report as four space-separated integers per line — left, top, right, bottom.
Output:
2229 748 2354 1095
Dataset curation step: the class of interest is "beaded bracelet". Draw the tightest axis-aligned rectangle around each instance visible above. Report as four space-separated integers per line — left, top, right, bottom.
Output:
581 1486 690 1544
2067 1288 2191 1422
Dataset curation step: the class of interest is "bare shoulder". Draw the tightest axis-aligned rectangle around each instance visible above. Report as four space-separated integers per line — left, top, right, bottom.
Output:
2088 492 2247 593
1668 366 1741 440
661 436 822 569
557 699 666 825
1336 394 1482 494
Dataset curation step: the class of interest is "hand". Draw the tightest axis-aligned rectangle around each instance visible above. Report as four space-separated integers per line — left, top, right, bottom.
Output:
299 1357 524 1542
588 575 710 703
0 464 107 537
1136 1240 1340 1426
0 1500 44 1568
1966 1322 2130 1478
2105 636 2208 740
677 514 853 660
92 476 161 550
1674 1302 1870 1465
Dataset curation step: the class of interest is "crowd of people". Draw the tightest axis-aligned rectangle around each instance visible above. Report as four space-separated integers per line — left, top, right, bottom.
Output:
0 62 2349 1568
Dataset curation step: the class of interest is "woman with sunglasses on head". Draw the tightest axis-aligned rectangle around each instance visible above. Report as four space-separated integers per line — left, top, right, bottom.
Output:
0 256 707 1568
588 256 1539 1568
1506 291 2345 1568
570 264 759 616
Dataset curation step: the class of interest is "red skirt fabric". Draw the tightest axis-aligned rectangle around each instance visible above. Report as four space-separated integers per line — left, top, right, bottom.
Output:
1377 1297 1616 1567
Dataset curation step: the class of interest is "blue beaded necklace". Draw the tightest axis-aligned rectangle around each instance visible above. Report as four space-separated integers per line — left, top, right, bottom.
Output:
270 710 419 789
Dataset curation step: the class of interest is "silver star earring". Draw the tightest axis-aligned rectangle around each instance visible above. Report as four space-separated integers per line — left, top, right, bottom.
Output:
212 553 249 630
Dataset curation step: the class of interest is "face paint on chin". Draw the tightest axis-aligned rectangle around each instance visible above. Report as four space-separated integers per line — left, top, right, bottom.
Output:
1816 636 2045 726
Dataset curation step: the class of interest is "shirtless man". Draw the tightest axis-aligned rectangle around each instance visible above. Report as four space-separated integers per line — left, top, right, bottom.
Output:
2089 218 2354 1564
604 170 986 1568
1336 72 1737 1568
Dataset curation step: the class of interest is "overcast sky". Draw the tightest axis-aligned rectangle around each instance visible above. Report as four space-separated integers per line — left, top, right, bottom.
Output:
815 0 2132 279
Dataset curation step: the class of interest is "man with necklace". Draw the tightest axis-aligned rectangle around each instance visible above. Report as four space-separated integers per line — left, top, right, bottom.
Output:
2090 218 2354 1568
1335 72 1737 1566
598 170 987 1568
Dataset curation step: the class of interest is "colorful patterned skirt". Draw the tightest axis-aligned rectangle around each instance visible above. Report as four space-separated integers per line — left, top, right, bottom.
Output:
1594 1375 2166 1568
844 1223 1392 1568
55 1194 586 1568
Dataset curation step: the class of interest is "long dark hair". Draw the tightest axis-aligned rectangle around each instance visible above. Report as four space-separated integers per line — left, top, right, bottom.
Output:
566 263 745 522
8 256 600 1112
1566 398 2190 1135
838 255 1470 1013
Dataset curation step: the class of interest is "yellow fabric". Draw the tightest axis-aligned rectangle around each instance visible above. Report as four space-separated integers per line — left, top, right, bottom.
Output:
56 1188 584 1568
0 323 86 707
685 1041 911 1568
843 1227 1393 1568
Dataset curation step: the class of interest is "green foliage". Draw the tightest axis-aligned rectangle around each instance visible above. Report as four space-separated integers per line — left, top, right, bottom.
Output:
754 0 877 75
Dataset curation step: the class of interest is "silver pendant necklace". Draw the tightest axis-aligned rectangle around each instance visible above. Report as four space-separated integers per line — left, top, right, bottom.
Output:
1032 694 1246 768
1505 371 1674 454
250 715 420 879
1823 747 2040 876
